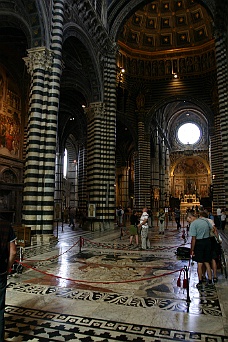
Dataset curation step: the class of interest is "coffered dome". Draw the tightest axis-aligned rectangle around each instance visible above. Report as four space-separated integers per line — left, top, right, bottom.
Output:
118 0 214 53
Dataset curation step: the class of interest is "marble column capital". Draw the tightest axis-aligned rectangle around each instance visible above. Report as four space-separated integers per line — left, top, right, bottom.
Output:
85 102 105 122
23 47 54 75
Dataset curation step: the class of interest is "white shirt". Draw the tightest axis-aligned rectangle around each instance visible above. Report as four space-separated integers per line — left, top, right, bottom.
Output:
140 212 148 228
217 208 221 216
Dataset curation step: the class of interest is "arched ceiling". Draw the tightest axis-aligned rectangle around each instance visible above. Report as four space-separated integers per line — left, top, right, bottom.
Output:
118 0 214 54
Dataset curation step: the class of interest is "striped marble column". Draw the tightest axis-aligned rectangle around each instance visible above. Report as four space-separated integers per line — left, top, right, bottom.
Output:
22 0 64 234
84 51 116 230
165 148 170 198
86 101 115 230
151 127 160 212
159 138 166 207
213 31 227 210
134 112 151 211
54 152 63 218
78 143 87 210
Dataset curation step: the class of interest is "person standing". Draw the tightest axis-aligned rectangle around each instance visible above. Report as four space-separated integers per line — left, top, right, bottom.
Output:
129 210 139 247
221 209 226 230
158 208 165 234
201 211 220 283
0 217 17 341
117 206 124 227
217 207 222 229
68 206 75 229
147 209 152 228
138 208 150 250
174 207 181 230
187 211 213 288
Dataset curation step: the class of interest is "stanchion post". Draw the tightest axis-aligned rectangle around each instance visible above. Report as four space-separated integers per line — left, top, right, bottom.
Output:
19 246 23 262
185 266 191 303
56 220 59 239
79 236 82 254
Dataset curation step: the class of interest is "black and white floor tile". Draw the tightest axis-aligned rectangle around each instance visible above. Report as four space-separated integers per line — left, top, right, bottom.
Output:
5 305 228 342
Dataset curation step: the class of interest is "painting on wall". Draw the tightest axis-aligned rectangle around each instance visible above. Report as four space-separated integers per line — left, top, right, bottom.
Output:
200 184 208 197
0 68 21 158
175 185 183 197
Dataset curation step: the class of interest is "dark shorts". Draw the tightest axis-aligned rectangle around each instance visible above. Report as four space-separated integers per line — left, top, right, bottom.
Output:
194 237 212 263
210 237 222 259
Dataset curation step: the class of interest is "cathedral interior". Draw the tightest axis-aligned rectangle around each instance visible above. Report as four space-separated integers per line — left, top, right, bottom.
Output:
0 0 228 340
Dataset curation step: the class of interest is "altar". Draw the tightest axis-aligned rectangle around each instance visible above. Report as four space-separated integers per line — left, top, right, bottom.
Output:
180 194 200 214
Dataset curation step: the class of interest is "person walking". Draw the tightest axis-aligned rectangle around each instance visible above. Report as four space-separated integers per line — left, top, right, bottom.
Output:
187 211 213 288
217 207 222 229
201 211 220 283
174 207 181 230
129 210 139 247
0 217 17 342
138 208 150 250
158 208 165 234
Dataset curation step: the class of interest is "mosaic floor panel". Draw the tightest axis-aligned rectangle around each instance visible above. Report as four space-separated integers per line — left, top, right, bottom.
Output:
7 280 222 316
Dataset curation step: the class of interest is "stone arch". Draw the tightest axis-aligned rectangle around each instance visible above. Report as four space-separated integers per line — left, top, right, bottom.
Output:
63 24 103 102
145 95 214 135
171 155 211 200
171 155 210 176
0 0 50 49
0 168 18 183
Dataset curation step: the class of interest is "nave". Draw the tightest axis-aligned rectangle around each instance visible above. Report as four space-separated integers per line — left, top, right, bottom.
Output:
5 221 228 341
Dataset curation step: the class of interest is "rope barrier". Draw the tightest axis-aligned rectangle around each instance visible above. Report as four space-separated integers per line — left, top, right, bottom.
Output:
15 235 191 302
21 238 80 263
15 259 186 285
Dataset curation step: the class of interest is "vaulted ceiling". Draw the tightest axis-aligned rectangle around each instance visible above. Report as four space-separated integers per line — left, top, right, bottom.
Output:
118 0 213 54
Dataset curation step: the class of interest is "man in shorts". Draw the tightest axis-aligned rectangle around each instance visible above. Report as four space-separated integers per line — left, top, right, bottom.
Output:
187 211 213 288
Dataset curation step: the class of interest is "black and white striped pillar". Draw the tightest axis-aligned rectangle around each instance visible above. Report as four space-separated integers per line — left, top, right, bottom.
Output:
22 0 64 235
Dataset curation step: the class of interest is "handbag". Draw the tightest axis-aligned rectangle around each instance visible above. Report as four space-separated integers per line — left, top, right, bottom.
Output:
177 269 188 288
176 246 190 259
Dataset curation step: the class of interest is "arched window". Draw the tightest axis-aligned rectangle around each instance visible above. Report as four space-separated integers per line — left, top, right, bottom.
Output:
63 148 68 178
177 123 201 145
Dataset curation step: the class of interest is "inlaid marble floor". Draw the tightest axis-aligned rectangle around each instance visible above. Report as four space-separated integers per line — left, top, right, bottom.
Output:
5 221 228 341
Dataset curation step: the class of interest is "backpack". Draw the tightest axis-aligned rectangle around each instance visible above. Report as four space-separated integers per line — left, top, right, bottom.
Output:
118 209 122 216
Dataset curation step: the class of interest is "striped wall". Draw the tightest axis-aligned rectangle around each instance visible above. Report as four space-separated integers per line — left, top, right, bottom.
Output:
22 0 64 234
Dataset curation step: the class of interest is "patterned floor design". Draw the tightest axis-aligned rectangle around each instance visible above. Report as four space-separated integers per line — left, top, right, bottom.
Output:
7 274 221 317
7 224 228 341
5 305 228 342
